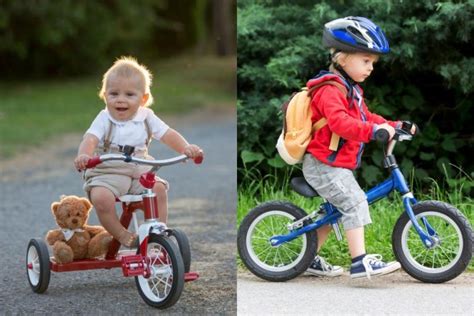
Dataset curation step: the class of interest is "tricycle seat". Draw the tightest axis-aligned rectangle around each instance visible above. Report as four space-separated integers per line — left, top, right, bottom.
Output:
117 195 143 203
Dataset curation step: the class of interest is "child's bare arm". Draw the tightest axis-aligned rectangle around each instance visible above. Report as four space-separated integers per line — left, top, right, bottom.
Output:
160 128 202 158
74 133 99 170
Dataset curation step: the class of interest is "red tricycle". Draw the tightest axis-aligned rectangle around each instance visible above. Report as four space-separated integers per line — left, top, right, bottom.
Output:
26 152 203 309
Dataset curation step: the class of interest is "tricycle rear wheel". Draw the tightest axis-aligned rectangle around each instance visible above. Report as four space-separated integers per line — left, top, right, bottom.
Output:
26 238 51 293
168 228 191 273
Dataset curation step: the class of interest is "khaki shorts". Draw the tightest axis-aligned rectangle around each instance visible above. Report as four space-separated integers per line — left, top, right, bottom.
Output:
83 159 169 198
302 154 371 230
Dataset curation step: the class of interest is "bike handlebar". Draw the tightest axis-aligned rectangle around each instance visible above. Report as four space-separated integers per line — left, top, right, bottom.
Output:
374 128 413 143
85 153 203 169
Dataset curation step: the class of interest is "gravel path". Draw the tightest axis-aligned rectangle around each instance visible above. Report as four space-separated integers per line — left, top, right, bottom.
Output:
0 110 236 314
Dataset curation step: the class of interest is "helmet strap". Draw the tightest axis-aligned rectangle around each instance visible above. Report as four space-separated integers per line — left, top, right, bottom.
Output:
333 62 356 86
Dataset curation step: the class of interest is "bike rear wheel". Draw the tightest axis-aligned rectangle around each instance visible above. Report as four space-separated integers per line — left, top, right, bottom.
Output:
392 201 473 283
135 234 185 308
237 201 317 282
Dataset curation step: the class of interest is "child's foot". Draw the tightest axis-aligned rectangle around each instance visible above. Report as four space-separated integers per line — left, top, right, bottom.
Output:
350 254 401 279
118 230 139 248
306 255 343 277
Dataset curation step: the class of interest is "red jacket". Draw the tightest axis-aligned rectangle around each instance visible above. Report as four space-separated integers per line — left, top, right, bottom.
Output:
306 71 398 169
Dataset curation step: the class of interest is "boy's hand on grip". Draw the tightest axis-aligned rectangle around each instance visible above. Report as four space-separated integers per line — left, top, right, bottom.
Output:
375 123 395 141
183 144 203 160
74 154 91 171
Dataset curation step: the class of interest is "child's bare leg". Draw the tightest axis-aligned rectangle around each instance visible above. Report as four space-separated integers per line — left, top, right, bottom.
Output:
316 225 332 252
90 187 136 246
346 226 366 258
153 182 168 224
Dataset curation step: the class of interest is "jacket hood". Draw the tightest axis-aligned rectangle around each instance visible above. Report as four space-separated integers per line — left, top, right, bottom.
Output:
306 70 350 90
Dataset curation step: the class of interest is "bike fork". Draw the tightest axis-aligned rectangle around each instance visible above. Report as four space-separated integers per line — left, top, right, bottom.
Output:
403 193 437 248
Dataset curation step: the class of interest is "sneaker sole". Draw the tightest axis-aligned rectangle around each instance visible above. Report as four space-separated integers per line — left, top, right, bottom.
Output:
306 269 344 277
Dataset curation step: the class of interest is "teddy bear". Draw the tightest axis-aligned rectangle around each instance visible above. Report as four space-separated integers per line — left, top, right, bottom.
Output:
46 195 112 264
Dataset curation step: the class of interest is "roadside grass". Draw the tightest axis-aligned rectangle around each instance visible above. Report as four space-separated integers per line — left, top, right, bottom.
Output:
0 55 236 159
237 174 474 272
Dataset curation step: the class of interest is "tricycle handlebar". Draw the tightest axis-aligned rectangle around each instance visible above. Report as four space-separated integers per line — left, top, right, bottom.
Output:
86 153 203 169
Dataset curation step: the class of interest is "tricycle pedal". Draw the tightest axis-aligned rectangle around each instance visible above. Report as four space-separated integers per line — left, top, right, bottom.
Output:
121 255 150 277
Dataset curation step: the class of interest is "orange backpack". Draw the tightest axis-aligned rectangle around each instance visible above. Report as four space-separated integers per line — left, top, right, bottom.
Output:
276 81 348 165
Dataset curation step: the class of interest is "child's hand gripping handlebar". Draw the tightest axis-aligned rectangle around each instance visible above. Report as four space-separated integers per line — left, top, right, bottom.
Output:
375 125 416 157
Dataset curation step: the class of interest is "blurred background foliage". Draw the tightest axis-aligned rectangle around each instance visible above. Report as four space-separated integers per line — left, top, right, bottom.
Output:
0 0 236 76
0 0 236 158
237 0 473 194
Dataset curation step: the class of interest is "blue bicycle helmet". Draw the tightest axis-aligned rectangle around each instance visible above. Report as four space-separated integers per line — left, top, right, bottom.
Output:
323 16 390 54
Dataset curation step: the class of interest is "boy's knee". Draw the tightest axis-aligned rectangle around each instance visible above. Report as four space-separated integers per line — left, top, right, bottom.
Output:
153 182 167 197
90 187 115 211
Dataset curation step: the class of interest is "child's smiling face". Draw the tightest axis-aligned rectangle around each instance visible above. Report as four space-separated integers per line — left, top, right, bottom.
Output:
339 53 379 83
104 74 149 121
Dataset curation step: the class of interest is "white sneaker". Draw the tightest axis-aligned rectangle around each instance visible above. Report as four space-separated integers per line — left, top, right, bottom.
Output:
306 255 343 277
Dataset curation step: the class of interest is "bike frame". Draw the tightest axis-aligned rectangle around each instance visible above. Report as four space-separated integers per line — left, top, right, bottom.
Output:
270 155 437 249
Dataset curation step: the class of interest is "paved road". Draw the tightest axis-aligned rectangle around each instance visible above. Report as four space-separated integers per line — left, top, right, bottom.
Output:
0 111 236 314
238 270 474 315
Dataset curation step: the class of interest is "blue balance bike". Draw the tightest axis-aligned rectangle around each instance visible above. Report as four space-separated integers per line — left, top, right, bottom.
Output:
237 128 473 283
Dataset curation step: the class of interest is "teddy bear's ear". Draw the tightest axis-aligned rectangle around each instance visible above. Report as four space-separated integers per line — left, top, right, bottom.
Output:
51 202 60 215
81 198 92 211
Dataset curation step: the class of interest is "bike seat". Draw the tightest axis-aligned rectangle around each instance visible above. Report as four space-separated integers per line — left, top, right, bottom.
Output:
290 177 319 198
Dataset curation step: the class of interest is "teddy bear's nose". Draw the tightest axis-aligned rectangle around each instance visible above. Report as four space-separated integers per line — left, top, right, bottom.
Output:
72 218 78 224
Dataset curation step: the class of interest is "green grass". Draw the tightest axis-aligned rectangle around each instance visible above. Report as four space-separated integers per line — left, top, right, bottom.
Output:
0 55 236 159
237 176 474 272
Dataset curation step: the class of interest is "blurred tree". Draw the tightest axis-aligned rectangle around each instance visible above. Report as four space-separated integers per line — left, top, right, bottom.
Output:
213 0 236 56
0 0 236 77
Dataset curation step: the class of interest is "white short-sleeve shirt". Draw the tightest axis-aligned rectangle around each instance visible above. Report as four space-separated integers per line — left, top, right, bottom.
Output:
85 107 169 151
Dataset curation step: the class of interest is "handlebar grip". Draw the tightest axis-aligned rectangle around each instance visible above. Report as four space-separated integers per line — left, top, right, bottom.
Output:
86 156 102 169
193 155 204 164
375 129 390 143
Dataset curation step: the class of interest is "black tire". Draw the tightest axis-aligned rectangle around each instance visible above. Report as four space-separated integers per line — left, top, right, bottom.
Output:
237 201 317 282
168 229 192 273
392 200 473 283
135 234 185 309
26 238 51 293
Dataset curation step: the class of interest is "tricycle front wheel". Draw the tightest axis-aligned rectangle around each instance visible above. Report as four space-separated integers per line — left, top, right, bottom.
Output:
135 234 185 309
392 201 473 283
26 238 51 293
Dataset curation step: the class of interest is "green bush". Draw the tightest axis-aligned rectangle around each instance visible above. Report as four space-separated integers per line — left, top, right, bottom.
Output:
237 0 473 192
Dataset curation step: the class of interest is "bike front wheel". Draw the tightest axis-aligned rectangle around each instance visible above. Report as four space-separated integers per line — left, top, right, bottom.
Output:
237 201 317 282
135 234 185 309
392 200 473 283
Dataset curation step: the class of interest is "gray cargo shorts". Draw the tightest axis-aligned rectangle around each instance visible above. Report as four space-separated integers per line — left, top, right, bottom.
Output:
302 154 371 230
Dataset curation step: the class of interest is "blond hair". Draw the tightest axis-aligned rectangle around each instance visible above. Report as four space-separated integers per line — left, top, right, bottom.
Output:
99 56 154 107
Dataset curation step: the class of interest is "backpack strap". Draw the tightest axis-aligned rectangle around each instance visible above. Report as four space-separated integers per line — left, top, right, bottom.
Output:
311 118 340 151
308 80 348 152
